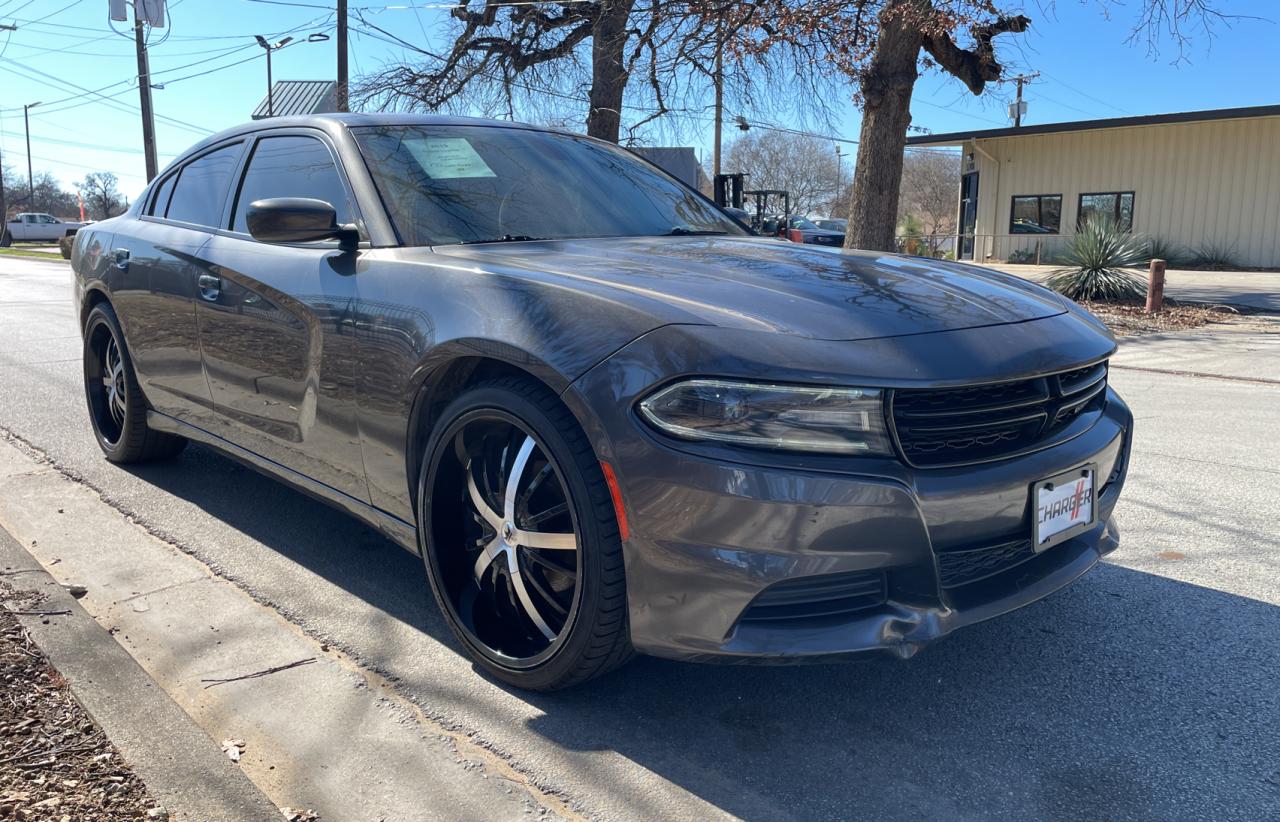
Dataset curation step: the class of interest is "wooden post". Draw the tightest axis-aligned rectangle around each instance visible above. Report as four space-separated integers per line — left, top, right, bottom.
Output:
1146 258 1166 313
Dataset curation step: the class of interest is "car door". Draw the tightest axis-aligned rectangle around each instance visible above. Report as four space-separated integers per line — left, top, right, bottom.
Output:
111 142 244 430
10 215 32 241
194 131 369 503
36 215 61 241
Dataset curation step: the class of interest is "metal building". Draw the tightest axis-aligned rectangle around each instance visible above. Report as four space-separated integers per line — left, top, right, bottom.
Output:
907 104 1280 268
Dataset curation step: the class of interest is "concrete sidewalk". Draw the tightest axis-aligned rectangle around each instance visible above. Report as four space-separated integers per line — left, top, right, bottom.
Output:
0 436 579 822
981 263 1280 312
0 529 282 822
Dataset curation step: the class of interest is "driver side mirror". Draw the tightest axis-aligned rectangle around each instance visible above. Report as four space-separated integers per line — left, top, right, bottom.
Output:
246 198 359 251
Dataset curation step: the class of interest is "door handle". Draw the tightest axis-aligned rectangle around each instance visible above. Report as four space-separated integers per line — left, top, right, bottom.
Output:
197 273 221 302
113 248 130 271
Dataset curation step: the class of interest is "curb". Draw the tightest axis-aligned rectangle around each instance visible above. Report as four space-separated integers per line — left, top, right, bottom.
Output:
0 528 281 822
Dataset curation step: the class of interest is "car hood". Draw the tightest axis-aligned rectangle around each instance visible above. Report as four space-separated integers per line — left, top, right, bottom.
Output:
429 236 1067 341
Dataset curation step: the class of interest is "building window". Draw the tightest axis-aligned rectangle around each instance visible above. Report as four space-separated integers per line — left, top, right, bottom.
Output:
1077 191 1134 231
1010 195 1062 234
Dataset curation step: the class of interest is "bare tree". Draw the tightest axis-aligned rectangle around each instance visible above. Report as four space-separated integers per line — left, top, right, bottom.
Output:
735 0 1227 251
76 172 124 221
355 1 733 143
898 150 959 252
353 2 842 147
722 130 848 216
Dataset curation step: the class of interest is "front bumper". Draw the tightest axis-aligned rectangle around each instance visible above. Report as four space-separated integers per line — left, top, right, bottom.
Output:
565 319 1130 663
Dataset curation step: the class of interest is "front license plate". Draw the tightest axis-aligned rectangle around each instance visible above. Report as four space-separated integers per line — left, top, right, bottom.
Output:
1033 466 1096 551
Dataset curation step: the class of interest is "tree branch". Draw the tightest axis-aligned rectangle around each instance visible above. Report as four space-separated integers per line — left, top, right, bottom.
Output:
920 14 1030 95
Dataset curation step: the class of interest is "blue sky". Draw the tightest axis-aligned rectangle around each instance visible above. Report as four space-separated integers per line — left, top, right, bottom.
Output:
0 0 1273 202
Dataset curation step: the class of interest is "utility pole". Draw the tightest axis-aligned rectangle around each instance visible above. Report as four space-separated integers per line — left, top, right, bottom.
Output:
133 9 159 181
23 102 40 207
336 0 348 112
711 16 723 176
0 23 16 241
1005 71 1039 128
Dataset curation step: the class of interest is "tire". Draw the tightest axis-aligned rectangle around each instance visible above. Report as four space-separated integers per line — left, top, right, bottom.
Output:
418 377 632 690
82 302 187 463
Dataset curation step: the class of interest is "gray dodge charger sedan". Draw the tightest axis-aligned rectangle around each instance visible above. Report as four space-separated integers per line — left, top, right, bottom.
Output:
72 114 1131 690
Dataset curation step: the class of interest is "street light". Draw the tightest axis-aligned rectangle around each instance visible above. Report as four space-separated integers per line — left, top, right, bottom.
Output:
23 101 40 207
254 35 294 117
834 144 846 209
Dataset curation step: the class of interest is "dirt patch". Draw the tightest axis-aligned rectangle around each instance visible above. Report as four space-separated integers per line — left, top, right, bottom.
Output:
1078 300 1252 336
0 582 165 821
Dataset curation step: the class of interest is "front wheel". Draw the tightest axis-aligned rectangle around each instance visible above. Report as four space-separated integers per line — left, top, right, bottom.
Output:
82 303 187 463
418 378 632 690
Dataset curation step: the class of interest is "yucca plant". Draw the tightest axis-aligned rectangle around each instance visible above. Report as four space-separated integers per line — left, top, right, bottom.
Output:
1143 235 1188 268
1046 219 1148 302
1187 241 1241 271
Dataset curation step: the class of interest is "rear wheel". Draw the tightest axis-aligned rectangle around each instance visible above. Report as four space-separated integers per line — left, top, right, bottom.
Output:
82 303 187 463
418 378 631 690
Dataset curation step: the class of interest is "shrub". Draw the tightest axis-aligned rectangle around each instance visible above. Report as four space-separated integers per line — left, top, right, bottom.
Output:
1186 241 1242 271
1046 219 1148 302
1142 236 1188 268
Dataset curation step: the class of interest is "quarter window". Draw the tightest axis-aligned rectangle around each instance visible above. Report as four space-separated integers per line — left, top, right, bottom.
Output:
148 173 177 218
1010 195 1062 234
165 143 243 228
231 136 353 235
1077 192 1134 231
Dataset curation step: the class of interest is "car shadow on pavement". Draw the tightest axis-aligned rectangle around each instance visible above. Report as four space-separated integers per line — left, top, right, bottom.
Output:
521 565 1279 820
122 446 1279 821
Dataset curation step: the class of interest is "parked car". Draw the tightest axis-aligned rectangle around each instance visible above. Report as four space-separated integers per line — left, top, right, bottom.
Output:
73 114 1131 690
813 217 847 233
7 212 89 242
784 216 845 247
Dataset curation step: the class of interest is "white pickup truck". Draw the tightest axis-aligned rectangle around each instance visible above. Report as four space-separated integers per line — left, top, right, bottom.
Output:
5 212 90 242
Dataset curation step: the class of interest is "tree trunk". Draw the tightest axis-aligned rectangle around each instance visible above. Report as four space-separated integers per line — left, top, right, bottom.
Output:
844 2 924 252
585 0 633 142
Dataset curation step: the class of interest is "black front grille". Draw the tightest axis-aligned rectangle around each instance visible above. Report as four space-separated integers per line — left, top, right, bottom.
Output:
937 539 1036 588
738 570 886 624
891 361 1108 467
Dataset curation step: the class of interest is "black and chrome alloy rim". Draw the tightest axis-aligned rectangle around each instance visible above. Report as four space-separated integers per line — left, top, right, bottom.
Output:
429 413 582 668
86 322 126 445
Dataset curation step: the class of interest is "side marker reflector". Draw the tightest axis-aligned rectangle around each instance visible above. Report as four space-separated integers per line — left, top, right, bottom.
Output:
599 461 630 542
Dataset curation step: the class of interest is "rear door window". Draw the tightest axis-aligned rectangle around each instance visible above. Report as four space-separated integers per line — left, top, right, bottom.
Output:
166 143 243 228
231 135 353 234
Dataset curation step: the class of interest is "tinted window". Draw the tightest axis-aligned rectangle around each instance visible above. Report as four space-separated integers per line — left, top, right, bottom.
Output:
1010 195 1062 234
352 125 744 246
232 136 353 234
166 143 243 227
148 173 177 217
1077 192 1134 231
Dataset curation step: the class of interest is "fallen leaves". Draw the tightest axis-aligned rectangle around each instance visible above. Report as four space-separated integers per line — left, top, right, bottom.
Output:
0 580 163 819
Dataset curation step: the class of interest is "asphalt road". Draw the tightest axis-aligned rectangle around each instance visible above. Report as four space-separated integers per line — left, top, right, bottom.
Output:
1 256 1277 821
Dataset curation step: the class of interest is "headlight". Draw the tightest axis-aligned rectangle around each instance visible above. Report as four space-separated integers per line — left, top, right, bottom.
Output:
637 379 893 456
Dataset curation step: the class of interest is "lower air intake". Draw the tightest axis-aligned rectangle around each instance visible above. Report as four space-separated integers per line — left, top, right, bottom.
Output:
738 570 887 624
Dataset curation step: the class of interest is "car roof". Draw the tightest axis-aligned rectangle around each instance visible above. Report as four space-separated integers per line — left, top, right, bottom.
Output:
171 113 567 168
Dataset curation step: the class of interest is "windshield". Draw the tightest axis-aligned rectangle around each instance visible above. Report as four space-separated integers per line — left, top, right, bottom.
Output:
789 217 819 230
352 125 746 246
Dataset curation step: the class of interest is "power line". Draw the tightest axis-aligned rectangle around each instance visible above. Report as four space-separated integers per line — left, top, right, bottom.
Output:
0 56 214 135
0 128 178 157
1037 70 1131 116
